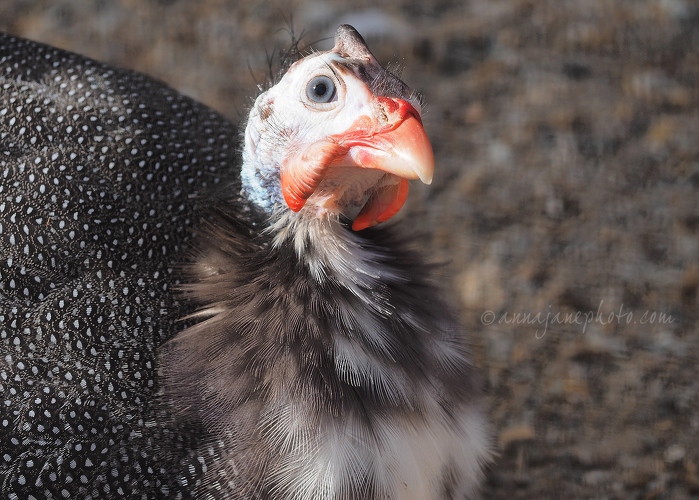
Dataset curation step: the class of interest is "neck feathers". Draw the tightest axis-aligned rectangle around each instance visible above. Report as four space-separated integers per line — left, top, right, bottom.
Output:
266 211 400 288
159 207 485 498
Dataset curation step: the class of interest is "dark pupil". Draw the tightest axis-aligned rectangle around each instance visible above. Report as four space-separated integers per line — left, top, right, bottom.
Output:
314 82 327 96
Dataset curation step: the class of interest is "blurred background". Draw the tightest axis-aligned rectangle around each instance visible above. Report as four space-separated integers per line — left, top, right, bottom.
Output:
1 0 698 497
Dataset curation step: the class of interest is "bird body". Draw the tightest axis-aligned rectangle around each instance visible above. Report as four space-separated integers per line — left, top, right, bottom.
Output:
1 26 490 499
0 31 232 498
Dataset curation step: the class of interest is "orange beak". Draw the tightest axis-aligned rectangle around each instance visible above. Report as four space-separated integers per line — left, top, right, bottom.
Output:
280 97 434 230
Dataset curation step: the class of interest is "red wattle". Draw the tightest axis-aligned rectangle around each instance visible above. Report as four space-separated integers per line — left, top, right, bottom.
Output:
281 141 349 212
352 179 410 231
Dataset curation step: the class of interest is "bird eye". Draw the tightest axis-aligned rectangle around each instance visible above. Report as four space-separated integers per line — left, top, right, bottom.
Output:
306 76 336 103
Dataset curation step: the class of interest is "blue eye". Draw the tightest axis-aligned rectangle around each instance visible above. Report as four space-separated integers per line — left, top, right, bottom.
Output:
306 76 336 103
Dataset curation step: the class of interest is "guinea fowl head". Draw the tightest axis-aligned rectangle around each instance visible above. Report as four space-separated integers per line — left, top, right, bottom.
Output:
241 24 434 232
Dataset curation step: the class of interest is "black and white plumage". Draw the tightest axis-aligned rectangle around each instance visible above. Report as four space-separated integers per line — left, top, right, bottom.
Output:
1 25 491 499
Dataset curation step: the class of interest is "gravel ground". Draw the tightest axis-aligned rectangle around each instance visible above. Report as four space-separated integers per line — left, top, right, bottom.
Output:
2 1 698 498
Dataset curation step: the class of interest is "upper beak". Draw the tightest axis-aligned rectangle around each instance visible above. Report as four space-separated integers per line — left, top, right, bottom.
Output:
340 97 434 185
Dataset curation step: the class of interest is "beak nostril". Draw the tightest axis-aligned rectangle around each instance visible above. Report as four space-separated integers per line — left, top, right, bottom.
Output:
375 96 423 125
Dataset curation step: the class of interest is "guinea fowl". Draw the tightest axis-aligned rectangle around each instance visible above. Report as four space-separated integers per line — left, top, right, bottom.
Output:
0 25 490 499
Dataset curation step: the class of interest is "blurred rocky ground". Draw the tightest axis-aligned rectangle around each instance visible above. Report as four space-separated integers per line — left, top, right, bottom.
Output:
1 0 698 498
